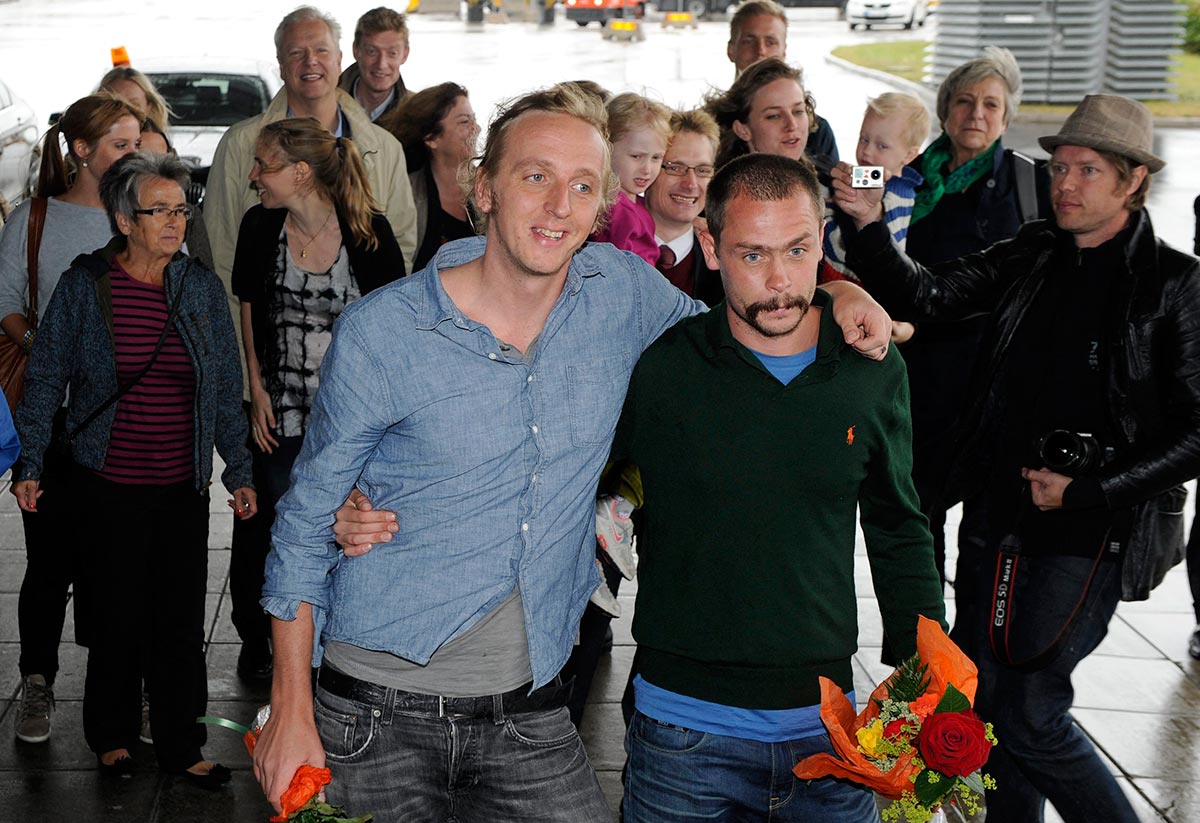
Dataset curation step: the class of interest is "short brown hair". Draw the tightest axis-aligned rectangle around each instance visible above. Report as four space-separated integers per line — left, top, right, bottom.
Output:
669 108 720 158
354 6 408 47
729 0 787 44
1097 149 1151 211
706 153 822 247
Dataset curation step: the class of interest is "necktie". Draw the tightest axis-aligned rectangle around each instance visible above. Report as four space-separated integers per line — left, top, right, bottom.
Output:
657 244 676 271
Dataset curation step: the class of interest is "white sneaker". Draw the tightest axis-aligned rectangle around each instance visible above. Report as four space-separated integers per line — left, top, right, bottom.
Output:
15 674 54 744
589 560 621 617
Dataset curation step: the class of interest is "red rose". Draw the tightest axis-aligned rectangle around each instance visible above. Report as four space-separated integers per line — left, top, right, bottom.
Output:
883 718 910 740
916 710 992 777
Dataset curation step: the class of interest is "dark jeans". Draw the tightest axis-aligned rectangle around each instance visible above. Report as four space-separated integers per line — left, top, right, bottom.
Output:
314 671 611 823
954 538 1139 823
74 469 210 771
229 427 303 645
623 711 879 822
16 409 73 683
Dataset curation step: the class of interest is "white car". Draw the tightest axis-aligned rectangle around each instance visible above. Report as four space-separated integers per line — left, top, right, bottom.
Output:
0 77 38 218
138 57 281 203
846 0 929 30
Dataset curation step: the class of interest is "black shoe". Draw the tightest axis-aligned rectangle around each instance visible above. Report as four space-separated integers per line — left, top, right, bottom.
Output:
237 639 273 682
98 754 135 778
1189 627 1200 661
600 624 615 655
177 763 232 790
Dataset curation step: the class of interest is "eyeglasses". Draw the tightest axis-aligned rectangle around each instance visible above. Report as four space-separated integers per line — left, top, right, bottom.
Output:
133 206 193 221
661 161 715 179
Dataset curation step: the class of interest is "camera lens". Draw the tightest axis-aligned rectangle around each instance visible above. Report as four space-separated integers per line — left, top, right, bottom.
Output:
870 168 881 179
1036 429 1101 475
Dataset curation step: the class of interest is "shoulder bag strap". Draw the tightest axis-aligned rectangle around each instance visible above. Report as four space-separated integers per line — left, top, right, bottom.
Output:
26 196 48 330
65 275 187 442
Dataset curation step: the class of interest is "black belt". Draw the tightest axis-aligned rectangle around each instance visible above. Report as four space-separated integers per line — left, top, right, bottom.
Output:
317 665 573 719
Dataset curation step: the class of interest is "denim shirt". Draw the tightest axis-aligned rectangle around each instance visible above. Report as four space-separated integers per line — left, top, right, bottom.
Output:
263 237 703 686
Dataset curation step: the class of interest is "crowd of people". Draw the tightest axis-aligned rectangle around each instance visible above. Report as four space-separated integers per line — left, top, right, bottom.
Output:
0 2 1197 822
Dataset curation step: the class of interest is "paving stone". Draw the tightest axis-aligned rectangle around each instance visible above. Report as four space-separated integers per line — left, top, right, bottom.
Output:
578 702 627 771
1132 778 1200 823
1073 657 1200 714
1072 708 1200 782
0 768 162 823
584 645 634 705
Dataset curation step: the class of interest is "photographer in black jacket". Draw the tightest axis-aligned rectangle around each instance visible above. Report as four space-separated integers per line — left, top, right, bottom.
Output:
833 95 1200 823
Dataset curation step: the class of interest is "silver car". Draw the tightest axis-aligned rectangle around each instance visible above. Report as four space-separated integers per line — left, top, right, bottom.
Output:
0 77 38 219
138 57 281 204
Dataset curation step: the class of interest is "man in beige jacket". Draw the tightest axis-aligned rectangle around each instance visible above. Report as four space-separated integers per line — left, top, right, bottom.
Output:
205 4 417 291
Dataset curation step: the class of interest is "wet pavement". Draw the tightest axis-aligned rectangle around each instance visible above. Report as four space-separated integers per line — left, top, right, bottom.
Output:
0 2 1198 821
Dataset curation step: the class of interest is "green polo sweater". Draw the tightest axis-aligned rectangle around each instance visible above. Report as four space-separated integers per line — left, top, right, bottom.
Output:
611 291 946 709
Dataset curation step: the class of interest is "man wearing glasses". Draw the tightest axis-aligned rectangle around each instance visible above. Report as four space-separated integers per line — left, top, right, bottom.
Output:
644 109 725 307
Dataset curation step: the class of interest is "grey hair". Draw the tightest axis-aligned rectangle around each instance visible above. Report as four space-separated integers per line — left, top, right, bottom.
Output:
275 6 342 62
99 152 192 235
936 46 1022 129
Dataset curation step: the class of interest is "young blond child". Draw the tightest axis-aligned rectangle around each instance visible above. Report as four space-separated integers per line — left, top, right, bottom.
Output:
591 93 672 266
822 91 930 281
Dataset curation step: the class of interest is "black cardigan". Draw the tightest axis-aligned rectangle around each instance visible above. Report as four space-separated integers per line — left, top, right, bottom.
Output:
231 204 405 368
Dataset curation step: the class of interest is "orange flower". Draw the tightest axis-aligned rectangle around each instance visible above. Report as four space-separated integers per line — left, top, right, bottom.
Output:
794 616 978 799
270 765 333 823
909 693 939 720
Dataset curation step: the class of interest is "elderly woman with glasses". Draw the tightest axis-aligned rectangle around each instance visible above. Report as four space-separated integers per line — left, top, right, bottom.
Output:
14 151 255 786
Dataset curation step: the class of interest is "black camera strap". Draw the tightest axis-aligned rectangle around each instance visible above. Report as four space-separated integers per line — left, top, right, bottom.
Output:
989 487 1111 672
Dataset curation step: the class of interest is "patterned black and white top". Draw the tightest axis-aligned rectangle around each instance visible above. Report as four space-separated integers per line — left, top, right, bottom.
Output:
266 229 361 437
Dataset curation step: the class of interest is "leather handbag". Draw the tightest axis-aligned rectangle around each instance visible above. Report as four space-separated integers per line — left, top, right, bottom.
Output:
0 196 46 416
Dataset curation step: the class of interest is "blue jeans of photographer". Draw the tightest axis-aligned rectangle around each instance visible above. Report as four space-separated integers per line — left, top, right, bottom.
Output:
623 710 879 823
314 673 611 823
954 534 1139 823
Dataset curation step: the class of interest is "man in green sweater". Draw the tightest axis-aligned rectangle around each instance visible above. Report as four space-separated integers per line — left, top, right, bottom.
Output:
614 153 945 822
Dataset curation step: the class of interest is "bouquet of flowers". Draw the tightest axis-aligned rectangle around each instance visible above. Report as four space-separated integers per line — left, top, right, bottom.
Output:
793 616 996 823
201 709 372 823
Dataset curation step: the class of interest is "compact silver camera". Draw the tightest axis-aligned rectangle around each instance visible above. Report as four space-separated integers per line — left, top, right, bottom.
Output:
851 165 885 189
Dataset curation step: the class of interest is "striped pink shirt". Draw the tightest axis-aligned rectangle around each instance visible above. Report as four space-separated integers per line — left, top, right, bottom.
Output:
97 266 195 485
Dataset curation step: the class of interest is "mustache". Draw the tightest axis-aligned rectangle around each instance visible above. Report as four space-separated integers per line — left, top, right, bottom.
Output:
745 294 810 322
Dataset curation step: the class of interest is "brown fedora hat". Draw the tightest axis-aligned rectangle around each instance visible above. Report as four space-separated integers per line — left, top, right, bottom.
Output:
1038 94 1164 173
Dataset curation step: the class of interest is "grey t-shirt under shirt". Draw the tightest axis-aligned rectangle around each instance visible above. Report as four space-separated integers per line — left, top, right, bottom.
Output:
324 589 534 697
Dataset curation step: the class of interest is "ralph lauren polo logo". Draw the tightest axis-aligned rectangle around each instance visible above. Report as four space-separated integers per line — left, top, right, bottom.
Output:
846 426 856 446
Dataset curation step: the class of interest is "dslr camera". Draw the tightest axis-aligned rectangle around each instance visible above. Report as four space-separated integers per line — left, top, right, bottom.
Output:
851 165 885 189
1035 429 1103 476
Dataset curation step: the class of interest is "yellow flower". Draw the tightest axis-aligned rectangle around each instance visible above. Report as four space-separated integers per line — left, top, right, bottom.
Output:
856 719 884 756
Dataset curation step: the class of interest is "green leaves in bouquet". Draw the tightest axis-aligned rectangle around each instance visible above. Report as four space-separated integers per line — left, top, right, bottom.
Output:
933 683 970 715
880 653 930 706
288 799 373 823
913 767 955 808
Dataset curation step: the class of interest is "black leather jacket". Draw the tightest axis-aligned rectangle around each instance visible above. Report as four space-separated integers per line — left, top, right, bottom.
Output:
847 209 1200 600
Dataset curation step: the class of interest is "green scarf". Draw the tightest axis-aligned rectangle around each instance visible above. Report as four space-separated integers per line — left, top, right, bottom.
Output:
911 135 1000 225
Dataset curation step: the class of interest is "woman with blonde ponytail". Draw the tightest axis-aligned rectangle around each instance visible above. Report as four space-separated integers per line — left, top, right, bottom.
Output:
229 119 404 673
0 94 142 748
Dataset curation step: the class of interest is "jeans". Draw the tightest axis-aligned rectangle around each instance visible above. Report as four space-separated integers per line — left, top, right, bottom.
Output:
624 710 879 823
314 671 611 823
954 538 1139 823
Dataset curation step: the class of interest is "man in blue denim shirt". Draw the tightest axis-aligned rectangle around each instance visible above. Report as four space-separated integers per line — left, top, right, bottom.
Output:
253 84 891 821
